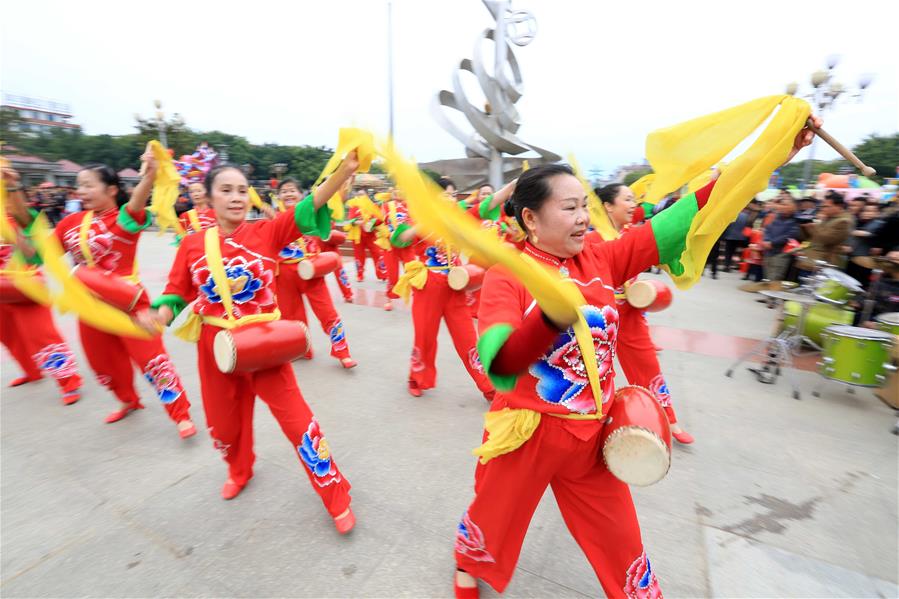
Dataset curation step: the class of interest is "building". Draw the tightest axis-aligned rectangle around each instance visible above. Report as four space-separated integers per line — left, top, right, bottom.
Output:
1 92 80 134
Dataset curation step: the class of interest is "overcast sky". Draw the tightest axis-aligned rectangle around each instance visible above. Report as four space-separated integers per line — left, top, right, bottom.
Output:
2 0 897 176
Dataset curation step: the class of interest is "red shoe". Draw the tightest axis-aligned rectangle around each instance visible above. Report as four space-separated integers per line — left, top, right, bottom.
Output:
654 345 664 352
408 381 422 397
672 430 695 445
483 390 495 403
10 374 42 387
454 575 479 599
299 347 314 360
384 300 393 311
62 390 81 405
344 295 354 303
221 479 245 500
178 420 197 439
333 507 356 534
356 275 364 283
340 357 358 369
105 402 144 423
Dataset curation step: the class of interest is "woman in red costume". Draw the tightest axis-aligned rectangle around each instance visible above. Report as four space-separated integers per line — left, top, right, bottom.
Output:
452 118 818 598
137 155 358 532
1 166 82 404
596 183 693 444
275 177 357 368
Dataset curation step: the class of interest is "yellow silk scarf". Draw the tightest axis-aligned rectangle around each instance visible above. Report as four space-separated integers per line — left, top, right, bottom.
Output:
146 140 186 235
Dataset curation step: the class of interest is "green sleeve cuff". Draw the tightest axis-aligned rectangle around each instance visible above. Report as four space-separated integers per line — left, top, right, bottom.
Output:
477 323 519 392
478 196 501 221
390 222 414 248
150 294 188 319
649 194 699 276
118 205 153 233
294 194 332 237
16 211 42 265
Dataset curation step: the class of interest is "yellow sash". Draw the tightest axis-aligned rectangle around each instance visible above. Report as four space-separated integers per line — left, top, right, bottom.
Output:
187 209 202 233
78 211 141 283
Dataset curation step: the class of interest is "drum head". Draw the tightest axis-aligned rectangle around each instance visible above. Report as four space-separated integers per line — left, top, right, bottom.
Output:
824 325 893 341
820 268 863 292
602 426 671 487
626 281 656 309
876 313 899 326
447 267 470 291
213 330 237 373
297 260 314 280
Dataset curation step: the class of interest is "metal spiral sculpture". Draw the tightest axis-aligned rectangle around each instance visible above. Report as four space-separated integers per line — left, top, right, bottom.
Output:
431 0 560 187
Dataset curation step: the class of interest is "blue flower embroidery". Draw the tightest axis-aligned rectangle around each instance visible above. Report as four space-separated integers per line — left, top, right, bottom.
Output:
41 352 70 372
424 245 449 270
338 268 350 288
279 243 305 261
199 263 264 305
297 420 339 486
528 305 617 413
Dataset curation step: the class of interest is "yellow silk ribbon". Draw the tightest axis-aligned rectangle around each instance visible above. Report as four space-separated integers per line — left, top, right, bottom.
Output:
644 95 809 288
629 173 656 204
472 409 541 464
78 211 96 267
0 186 51 304
313 128 375 189
30 214 152 338
146 140 185 235
248 187 265 211
569 153 618 242
391 260 430 303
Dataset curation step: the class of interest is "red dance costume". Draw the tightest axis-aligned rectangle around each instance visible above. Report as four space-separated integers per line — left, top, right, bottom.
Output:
275 234 353 361
178 207 217 237
54 207 191 423
346 201 387 282
456 182 715 596
317 233 354 302
383 199 416 301
152 197 351 513
0 217 82 403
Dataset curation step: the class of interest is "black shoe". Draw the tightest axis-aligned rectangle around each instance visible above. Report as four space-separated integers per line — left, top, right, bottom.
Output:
711 273 718 280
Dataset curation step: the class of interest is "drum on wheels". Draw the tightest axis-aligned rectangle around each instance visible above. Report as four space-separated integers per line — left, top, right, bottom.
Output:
213 320 310 373
601 385 671 487
818 325 896 387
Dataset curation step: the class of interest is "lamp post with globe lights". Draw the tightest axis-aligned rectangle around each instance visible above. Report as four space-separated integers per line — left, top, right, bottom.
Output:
786 56 872 189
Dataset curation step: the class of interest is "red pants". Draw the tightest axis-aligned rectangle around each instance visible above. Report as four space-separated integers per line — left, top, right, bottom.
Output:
276 264 351 360
318 240 354 301
352 231 386 281
456 417 661 597
0 301 81 393
616 304 678 423
384 245 416 299
409 272 493 395
196 325 352 516
78 321 191 423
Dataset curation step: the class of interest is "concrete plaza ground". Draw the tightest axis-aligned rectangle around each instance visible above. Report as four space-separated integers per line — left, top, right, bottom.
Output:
2 232 897 598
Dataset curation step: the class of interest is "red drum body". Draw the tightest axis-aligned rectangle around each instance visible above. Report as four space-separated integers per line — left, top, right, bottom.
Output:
73 266 145 312
601 385 672 486
447 264 486 292
325 230 347 246
0 276 35 304
213 320 310 373
297 252 342 281
626 279 672 312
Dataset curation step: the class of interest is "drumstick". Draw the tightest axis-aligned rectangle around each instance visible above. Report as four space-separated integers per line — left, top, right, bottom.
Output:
806 118 876 177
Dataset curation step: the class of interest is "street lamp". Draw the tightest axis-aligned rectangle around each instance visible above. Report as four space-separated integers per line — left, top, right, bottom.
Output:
786 57 872 189
271 163 288 183
154 99 168 148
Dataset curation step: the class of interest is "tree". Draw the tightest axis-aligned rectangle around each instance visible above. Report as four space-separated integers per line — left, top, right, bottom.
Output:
0 107 29 145
852 133 899 183
623 168 652 186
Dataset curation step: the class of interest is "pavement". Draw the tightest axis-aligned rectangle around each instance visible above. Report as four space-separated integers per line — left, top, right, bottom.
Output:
2 233 897 598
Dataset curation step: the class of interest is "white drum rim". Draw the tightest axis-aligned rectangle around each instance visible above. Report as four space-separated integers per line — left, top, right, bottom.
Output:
297 259 315 280
626 281 657 309
213 329 238 373
447 266 470 291
824 324 894 342
875 312 899 326
602 425 671 487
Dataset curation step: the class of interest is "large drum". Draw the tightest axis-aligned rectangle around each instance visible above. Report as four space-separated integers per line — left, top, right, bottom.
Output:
818 325 896 387
0 276 35 304
325 230 347 246
625 280 672 312
875 313 899 336
213 320 310 373
781 301 854 346
72 266 146 312
601 385 672 487
297 252 342 281
447 264 486 292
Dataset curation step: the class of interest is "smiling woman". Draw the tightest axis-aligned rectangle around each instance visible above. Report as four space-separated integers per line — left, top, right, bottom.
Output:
138 152 360 533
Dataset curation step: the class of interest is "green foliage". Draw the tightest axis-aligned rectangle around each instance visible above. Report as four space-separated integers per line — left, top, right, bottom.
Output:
623 168 652 186
852 133 899 183
778 158 848 188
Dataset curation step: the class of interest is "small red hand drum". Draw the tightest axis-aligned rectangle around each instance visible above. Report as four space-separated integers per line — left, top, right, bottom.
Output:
447 264 486 292
325 230 347 246
297 251 342 281
213 320 310 373
73 266 146 312
601 385 671 486
625 279 672 312
0 276 35 304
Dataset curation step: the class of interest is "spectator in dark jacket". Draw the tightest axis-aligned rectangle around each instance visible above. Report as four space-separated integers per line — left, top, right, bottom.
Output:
722 207 751 272
762 197 801 281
